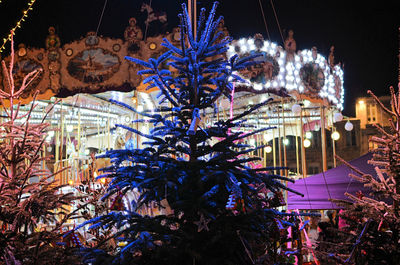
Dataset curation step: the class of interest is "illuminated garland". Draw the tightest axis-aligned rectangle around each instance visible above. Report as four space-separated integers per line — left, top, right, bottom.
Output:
0 0 37 53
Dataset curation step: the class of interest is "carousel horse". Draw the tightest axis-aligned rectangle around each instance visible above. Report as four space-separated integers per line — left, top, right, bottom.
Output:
140 3 167 26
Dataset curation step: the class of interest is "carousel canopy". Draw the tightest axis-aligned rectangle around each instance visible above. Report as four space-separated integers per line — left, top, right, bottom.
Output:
287 152 376 210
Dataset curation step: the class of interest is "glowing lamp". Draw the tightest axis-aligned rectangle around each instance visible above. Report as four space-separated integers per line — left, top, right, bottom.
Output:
345 121 354 131
334 112 343 122
283 138 289 145
68 179 74 186
291 104 302 115
66 125 74 133
305 131 313 139
331 131 340 141
100 178 106 184
303 139 311 148
265 146 272 153
137 105 144 112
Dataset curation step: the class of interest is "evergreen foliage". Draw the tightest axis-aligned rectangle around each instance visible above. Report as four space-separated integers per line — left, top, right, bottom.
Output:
80 3 302 264
0 35 82 265
323 85 400 264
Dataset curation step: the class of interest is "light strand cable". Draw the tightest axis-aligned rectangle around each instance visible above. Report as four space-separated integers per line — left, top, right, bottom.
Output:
257 0 271 40
0 0 38 53
270 0 284 44
144 0 153 41
95 0 108 36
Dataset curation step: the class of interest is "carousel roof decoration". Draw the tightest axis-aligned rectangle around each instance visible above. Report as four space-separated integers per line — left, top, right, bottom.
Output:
227 33 344 110
0 19 177 104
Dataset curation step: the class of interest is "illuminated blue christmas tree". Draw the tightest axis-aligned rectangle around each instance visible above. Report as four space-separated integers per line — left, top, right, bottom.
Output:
79 2 303 264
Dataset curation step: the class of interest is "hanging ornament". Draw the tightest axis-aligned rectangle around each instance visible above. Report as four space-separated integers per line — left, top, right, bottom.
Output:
270 191 286 207
194 213 210 232
63 230 83 248
333 112 343 122
226 177 245 212
111 190 125 211
187 108 201 135
345 120 354 131
291 104 302 115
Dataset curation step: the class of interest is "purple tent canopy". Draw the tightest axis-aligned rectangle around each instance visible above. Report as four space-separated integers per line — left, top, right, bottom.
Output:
287 153 375 210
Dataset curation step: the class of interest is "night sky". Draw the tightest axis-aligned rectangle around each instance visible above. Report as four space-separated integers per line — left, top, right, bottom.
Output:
0 0 399 116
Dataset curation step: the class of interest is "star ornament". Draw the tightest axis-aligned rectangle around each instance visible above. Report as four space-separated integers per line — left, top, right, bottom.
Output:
194 213 210 232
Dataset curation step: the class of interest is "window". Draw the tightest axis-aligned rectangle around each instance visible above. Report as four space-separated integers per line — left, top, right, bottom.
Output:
346 129 357 146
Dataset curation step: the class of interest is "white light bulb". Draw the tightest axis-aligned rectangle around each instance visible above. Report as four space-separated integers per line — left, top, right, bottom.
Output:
345 121 354 131
265 146 272 153
333 112 343 122
137 105 144 112
331 131 340 141
283 138 289 145
305 131 312 139
303 139 311 148
66 125 74 133
291 104 302 115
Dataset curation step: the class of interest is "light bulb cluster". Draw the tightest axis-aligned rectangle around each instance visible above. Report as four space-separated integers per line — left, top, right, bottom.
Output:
227 37 345 110
0 0 37 53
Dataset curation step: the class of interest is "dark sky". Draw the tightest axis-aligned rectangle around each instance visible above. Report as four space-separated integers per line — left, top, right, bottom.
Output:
1 0 399 116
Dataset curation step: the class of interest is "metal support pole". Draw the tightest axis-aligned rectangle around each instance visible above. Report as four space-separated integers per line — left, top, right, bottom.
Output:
320 105 327 172
300 108 307 177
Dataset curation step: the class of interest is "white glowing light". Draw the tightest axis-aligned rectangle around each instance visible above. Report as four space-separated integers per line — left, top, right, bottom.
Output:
254 83 263 90
331 131 340 141
265 145 272 153
291 104 302 115
303 139 311 148
345 121 354 131
305 131 313 139
283 138 289 145
66 125 74 133
334 112 343 122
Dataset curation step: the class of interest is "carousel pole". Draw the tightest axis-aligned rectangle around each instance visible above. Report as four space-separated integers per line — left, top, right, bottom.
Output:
107 104 111 150
300 107 307 178
282 99 288 177
320 104 327 172
77 106 81 156
331 111 337 168
42 107 46 170
97 114 100 149
60 100 65 184
55 113 60 181
295 118 300 175
272 127 277 175
277 106 282 176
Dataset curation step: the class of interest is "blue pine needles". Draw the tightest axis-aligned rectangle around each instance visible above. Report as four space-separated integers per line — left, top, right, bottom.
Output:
79 2 303 264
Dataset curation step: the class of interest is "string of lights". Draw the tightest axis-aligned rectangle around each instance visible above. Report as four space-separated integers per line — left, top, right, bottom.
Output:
0 0 37 53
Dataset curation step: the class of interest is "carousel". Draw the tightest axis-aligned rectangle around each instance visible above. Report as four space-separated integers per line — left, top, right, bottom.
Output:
0 15 346 223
